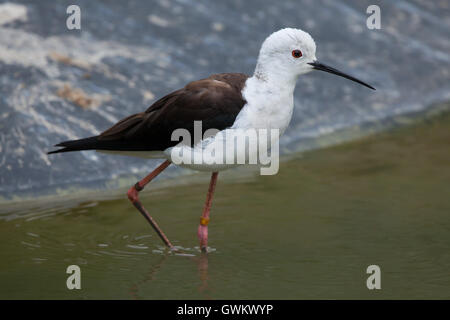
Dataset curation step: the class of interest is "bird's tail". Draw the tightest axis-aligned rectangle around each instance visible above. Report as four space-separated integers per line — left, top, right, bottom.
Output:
47 136 100 154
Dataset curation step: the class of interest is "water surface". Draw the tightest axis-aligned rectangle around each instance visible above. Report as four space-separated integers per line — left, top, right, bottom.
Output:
1 111 449 299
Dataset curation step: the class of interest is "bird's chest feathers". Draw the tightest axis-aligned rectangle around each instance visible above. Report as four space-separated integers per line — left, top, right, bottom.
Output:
234 79 294 134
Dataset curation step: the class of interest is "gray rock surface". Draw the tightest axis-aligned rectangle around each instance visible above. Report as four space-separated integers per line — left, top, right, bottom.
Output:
0 0 449 199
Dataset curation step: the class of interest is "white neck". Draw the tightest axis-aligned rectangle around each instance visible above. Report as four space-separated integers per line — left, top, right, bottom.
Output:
254 57 299 89
231 61 297 134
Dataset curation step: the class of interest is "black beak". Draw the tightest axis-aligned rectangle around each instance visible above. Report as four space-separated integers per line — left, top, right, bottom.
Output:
308 61 375 90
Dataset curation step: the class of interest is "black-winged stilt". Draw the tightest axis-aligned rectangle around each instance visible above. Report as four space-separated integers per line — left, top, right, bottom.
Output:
49 28 374 252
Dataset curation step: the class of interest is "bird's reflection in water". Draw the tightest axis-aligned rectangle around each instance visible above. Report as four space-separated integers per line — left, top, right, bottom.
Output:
128 250 212 299
129 254 168 300
197 253 211 298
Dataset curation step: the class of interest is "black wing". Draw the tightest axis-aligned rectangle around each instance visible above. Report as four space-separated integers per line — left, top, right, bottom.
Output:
48 73 249 154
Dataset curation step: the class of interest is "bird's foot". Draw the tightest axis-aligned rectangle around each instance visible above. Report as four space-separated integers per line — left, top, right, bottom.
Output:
197 223 208 253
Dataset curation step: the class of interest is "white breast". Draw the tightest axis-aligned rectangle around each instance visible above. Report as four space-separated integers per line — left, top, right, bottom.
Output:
164 76 296 172
232 76 295 135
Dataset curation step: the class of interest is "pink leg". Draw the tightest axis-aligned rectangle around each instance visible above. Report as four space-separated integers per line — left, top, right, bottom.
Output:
127 160 174 249
197 172 219 253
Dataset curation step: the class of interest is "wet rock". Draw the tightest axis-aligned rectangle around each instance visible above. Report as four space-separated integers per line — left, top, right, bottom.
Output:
0 0 449 199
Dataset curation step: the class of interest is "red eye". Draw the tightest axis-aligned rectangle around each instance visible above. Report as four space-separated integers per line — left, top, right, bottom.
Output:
292 49 302 58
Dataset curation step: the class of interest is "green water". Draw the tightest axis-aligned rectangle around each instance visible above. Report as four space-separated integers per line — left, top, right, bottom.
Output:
1 112 450 299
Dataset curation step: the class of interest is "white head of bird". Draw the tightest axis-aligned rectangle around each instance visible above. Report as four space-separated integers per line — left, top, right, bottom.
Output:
253 28 375 90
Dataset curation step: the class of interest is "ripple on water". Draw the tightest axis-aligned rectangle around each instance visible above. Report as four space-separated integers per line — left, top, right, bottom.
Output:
11 199 220 272
126 244 149 250
149 245 216 257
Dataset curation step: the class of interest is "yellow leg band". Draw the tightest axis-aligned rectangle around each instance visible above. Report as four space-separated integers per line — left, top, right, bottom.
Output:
200 217 210 226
